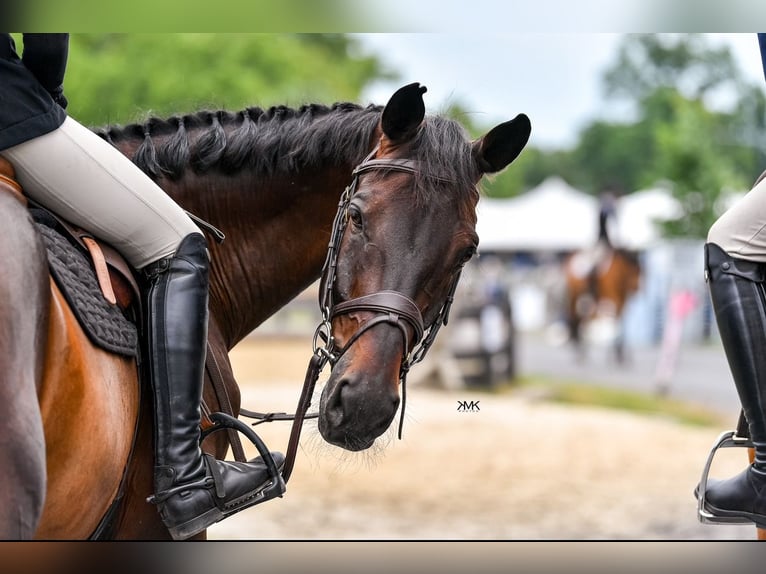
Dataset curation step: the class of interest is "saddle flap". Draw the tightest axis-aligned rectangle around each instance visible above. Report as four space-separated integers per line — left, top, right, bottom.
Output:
36 221 139 357
29 198 141 311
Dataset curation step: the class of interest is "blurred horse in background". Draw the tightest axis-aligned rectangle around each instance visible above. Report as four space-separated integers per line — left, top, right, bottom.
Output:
563 219 641 364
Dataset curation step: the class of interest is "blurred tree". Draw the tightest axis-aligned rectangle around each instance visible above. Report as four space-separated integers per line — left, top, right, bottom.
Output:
482 146 580 199
57 34 393 126
571 119 655 194
597 34 762 238
482 34 766 240
602 33 742 103
647 88 747 237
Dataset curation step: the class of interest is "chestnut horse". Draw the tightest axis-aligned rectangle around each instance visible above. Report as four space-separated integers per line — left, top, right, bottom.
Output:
563 244 641 364
0 83 531 540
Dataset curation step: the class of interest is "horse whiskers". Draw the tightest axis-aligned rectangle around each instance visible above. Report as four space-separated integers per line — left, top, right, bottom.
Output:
301 424 390 474
300 383 398 473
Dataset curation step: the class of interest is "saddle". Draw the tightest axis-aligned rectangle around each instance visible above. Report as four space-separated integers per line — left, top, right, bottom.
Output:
0 158 271 538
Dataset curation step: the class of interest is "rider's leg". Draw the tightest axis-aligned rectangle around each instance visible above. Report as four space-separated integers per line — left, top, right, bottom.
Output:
699 176 766 528
141 232 284 539
702 242 766 527
1 116 284 539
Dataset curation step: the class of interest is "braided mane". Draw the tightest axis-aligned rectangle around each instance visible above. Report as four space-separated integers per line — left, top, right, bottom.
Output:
94 100 479 200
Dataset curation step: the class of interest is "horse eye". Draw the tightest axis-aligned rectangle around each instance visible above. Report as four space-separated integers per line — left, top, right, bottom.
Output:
459 246 477 266
348 206 363 229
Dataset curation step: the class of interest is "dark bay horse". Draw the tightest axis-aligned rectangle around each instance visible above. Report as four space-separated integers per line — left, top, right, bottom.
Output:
563 243 641 364
0 83 531 539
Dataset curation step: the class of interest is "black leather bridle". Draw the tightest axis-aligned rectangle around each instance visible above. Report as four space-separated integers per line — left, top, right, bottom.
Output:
314 148 462 386
278 147 465 482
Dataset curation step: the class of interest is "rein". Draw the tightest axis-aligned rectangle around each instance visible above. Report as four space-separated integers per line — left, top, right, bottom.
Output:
243 147 462 483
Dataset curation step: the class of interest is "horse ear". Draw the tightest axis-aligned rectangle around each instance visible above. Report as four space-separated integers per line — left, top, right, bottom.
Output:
381 82 427 144
472 114 531 174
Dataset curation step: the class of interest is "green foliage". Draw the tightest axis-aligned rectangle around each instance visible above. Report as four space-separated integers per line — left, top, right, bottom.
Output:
602 33 742 103
483 34 766 241
571 119 657 194
648 90 749 237
60 34 392 127
482 147 580 198
598 35 764 238
16 0 375 33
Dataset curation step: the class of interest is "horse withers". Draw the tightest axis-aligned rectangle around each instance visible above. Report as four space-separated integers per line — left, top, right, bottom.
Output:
0 83 531 539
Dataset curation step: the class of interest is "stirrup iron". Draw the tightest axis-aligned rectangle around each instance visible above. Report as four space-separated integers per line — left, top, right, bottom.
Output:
200 412 286 506
697 429 754 525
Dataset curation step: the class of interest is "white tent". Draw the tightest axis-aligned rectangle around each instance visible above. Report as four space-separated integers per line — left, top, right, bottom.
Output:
615 187 683 250
476 176 597 252
476 176 682 253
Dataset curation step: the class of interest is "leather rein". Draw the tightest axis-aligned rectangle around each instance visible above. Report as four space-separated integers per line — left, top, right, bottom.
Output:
242 147 463 483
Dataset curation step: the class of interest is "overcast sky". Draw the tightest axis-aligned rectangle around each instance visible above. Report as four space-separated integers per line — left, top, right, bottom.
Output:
351 33 765 149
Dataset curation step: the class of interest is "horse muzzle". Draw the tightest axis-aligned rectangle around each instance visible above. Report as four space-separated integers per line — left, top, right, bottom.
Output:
318 333 402 451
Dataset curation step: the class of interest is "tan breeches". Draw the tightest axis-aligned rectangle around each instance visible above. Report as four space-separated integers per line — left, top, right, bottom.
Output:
709 177 766 263
1 116 199 270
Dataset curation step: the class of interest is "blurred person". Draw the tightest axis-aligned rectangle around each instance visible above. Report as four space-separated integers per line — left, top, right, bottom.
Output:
597 187 619 248
698 32 766 529
0 33 282 540
565 185 623 321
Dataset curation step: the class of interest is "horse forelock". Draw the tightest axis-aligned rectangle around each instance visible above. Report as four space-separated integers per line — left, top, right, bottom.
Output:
408 116 480 212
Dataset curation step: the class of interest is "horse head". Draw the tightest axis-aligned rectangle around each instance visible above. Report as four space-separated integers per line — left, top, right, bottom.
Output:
318 82 530 450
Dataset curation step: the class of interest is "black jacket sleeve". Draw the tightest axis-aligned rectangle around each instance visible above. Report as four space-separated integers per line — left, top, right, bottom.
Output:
21 33 69 107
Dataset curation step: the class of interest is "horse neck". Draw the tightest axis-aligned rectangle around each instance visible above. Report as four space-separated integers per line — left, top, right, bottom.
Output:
167 167 352 349
105 108 380 350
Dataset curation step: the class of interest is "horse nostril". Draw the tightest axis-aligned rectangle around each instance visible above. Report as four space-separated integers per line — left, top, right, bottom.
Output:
325 377 351 427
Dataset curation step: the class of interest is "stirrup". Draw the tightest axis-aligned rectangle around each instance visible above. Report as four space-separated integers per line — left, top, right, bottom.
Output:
696 429 754 525
200 411 286 506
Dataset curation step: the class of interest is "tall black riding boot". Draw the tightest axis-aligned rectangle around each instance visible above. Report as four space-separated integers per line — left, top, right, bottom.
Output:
143 233 284 540
698 242 766 528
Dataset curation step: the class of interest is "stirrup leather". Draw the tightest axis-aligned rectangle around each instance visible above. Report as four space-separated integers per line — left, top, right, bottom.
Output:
697 429 754 525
